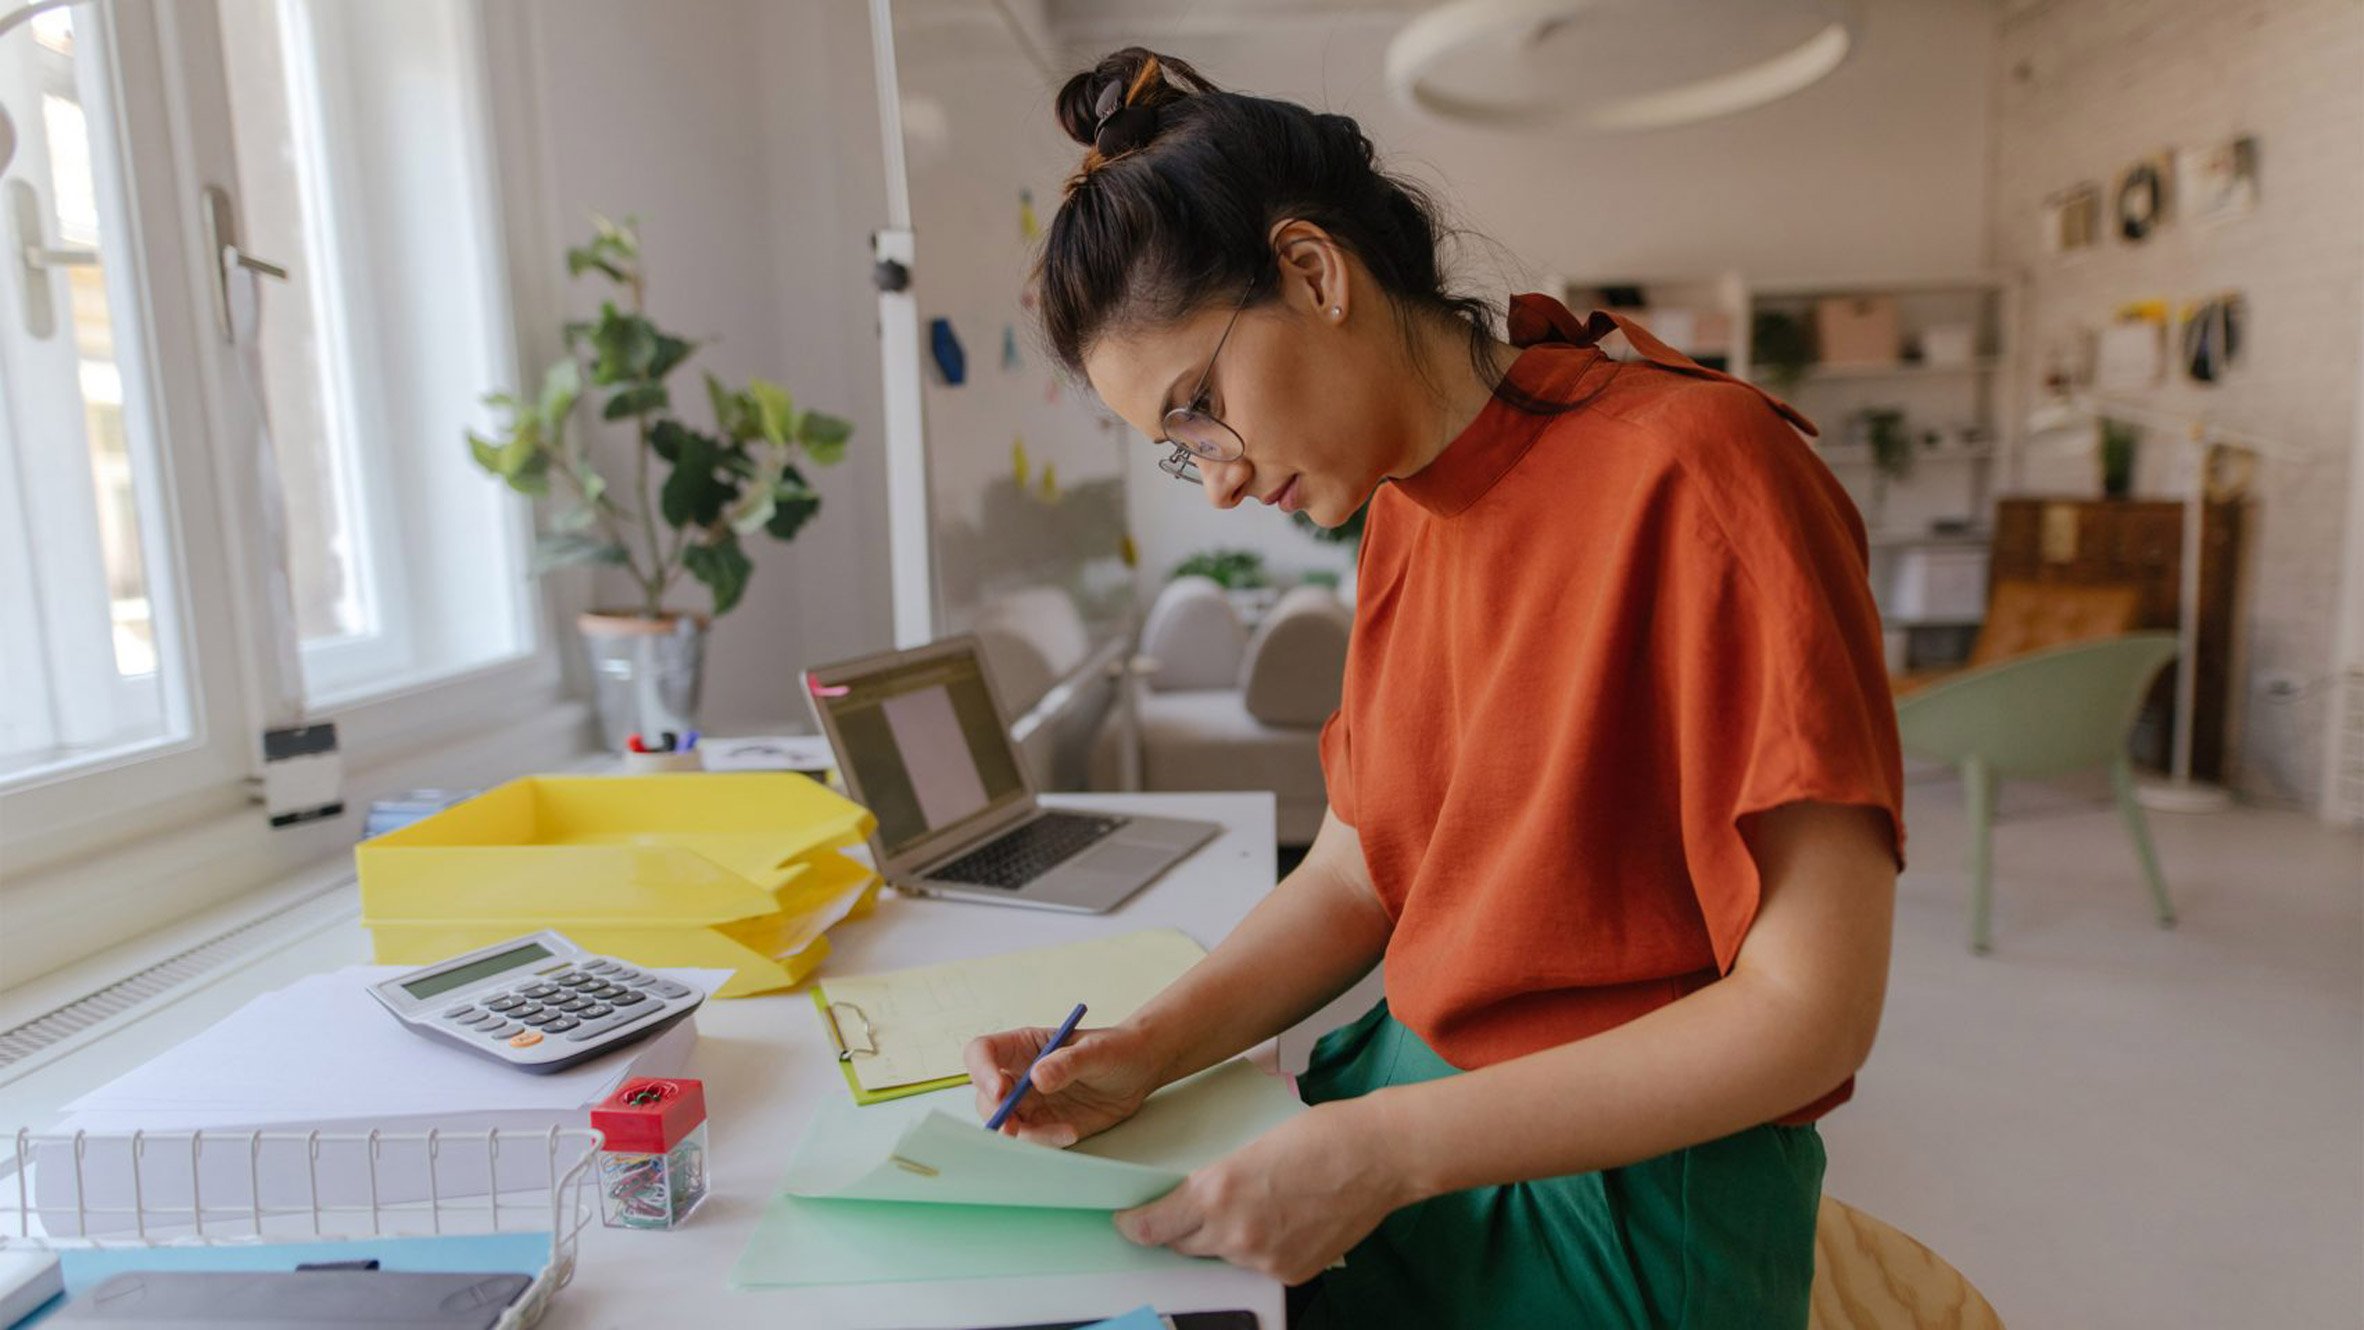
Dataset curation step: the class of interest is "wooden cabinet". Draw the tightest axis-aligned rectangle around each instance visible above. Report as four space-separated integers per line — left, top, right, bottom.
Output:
1991 497 2245 780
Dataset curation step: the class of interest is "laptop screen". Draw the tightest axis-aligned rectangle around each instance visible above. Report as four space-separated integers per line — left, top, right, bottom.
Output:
812 646 1028 860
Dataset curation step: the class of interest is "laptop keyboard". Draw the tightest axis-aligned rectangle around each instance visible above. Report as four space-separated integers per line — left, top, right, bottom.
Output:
927 812 1129 890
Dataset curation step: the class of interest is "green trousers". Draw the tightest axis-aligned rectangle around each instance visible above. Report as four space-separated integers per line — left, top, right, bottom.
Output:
1288 1000 1824 1330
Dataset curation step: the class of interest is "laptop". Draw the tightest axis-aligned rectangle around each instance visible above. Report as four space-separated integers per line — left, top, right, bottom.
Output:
804 635 1219 913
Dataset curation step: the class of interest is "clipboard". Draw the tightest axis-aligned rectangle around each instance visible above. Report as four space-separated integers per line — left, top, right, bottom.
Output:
811 988 968 1106
808 929 1209 1105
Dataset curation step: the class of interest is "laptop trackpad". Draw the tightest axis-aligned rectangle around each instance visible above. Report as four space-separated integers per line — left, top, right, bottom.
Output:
1067 842 1172 878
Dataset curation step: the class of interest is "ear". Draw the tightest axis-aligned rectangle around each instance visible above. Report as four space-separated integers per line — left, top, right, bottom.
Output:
1269 218 1350 325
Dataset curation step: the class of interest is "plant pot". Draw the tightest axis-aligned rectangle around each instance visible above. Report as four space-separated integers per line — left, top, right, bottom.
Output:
578 610 707 752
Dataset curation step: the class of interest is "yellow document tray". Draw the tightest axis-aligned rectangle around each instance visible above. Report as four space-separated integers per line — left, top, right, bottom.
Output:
357 773 882 996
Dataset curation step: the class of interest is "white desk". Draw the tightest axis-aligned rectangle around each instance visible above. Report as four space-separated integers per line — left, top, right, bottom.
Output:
0 791 1358 1328
550 790 1306 1329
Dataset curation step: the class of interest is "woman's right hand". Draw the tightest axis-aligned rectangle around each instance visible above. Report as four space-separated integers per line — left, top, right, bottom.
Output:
962 1022 1166 1148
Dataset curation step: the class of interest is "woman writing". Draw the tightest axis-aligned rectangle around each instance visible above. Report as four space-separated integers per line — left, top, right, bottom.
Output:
964 48 1906 1328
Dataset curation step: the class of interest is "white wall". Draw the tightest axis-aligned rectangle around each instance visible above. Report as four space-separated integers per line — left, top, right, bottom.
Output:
522 0 893 730
510 0 2361 814
1088 2 1999 595
1987 0 2364 810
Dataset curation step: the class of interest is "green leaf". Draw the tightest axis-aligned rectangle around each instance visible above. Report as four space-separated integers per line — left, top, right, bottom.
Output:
530 531 628 573
550 501 598 533
764 478 822 543
565 247 625 282
746 379 795 446
726 484 775 536
706 374 760 441
682 533 753 616
562 319 594 348
705 373 738 436
647 333 696 381
602 382 669 420
797 410 853 466
539 359 582 425
587 303 658 384
505 450 551 496
467 432 505 475
590 213 640 260
494 422 539 477
721 438 765 480
649 419 693 464
659 429 735 528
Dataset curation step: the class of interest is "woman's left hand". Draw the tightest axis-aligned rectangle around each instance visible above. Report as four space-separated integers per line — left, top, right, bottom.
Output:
1112 1098 1418 1284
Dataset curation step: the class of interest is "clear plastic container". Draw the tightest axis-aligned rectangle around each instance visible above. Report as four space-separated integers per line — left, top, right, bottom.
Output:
591 1077 708 1229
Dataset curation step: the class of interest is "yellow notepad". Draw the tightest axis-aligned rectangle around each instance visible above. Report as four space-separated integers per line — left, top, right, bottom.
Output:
811 928 1208 1105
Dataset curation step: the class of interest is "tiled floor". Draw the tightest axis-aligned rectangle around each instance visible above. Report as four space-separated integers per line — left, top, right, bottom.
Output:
1820 771 2363 1329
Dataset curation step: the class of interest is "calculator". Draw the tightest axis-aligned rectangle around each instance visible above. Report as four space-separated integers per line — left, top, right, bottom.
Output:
368 931 704 1074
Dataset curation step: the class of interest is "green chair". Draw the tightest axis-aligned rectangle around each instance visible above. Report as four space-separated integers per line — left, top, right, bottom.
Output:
1894 632 2181 953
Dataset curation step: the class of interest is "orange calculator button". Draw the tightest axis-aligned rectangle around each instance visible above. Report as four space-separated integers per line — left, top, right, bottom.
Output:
508 1031 543 1048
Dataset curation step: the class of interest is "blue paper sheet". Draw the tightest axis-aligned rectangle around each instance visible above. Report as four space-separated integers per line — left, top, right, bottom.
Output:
19 1232 551 1326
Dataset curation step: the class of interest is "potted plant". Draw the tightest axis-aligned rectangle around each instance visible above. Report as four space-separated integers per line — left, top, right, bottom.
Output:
1751 308 1814 392
1864 407 1915 480
1171 548 1277 624
467 217 852 748
2099 417 2140 498
1168 548 1271 590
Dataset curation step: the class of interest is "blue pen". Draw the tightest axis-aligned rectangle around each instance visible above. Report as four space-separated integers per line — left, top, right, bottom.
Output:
984 1002 1087 1133
683 729 700 751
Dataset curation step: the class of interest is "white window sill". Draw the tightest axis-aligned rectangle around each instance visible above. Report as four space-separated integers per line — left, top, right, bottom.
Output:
0 695 602 1005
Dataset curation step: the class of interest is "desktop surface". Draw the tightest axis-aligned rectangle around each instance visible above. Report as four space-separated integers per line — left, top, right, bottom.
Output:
0 791 1296 1330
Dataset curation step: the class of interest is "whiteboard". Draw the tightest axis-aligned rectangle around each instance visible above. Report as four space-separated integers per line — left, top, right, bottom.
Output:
873 0 1137 654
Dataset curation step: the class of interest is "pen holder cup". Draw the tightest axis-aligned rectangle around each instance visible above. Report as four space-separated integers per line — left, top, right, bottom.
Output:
618 750 704 774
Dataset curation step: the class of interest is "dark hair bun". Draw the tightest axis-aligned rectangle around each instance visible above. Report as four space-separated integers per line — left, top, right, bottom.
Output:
1054 47 1216 157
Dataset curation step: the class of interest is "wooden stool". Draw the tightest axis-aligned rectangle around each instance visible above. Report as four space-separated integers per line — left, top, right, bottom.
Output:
1810 1197 2005 1329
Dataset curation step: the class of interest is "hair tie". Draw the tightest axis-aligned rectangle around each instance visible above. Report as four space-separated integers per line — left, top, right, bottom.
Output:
1091 78 1159 158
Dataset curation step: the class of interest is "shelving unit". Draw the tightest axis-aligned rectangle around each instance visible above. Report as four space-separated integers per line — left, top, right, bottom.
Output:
1740 274 2025 670
1549 271 2025 671
1552 271 1749 372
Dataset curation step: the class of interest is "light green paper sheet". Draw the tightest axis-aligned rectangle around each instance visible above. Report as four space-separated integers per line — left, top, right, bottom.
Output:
731 1059 1307 1288
785 1059 1305 1209
729 1193 1203 1288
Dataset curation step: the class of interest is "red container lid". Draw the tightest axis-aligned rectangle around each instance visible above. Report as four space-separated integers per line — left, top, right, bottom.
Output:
590 1077 706 1154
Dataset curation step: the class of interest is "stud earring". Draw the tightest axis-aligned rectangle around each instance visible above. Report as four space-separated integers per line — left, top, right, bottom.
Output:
1330 305 1342 316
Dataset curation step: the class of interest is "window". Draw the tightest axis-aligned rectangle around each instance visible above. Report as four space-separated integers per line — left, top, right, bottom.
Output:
0 2 557 886
0 8 190 774
219 0 535 702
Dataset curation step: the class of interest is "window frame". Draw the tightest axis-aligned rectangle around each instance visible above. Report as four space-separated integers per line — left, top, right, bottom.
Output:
0 1 586 956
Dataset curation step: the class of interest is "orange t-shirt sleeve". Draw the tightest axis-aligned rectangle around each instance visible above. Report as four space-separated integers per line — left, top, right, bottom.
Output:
1664 409 1908 974
1319 705 1356 827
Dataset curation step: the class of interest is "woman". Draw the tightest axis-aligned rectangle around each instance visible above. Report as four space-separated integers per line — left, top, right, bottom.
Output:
963 47 1907 1329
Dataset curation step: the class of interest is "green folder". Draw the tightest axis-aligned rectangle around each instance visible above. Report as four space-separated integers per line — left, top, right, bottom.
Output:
730 1059 1306 1287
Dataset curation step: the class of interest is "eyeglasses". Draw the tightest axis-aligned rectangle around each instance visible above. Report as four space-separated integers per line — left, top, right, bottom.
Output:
1156 280 1258 484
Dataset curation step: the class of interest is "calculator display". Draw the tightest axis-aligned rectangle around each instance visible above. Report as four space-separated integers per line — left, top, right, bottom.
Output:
401 942 553 1000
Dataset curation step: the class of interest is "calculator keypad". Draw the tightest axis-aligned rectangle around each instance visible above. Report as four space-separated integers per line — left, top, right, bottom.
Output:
441 959 684 1050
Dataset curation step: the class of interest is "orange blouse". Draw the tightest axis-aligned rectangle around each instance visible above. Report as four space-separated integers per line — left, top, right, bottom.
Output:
1318 293 1907 1124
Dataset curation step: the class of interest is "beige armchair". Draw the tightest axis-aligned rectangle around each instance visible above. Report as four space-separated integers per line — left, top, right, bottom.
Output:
1091 579 1349 844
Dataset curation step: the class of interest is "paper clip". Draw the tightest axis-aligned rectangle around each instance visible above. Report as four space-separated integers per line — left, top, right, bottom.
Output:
822 1000 877 1062
807 675 850 699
